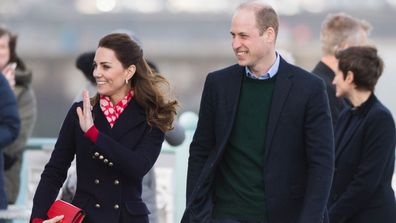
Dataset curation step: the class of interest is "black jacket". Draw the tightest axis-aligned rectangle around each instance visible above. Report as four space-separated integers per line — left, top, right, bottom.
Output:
183 58 334 223
312 61 345 126
329 94 396 223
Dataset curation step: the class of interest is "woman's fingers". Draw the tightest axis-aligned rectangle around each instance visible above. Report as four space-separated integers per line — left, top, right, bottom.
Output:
76 106 83 120
83 89 91 114
76 106 87 132
76 89 94 132
43 215 64 223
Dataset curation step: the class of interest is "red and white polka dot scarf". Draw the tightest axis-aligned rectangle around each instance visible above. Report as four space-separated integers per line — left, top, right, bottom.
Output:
100 91 134 127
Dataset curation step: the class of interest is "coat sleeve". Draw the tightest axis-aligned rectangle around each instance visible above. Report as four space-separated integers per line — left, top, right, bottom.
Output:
329 109 396 223
186 74 216 203
298 78 335 223
94 126 164 181
0 74 20 149
30 103 78 221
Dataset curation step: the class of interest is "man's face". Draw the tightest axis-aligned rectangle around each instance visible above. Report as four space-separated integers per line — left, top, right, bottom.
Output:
0 34 11 69
230 9 269 69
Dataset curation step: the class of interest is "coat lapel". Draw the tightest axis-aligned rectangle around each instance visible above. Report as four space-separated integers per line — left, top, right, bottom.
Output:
335 113 364 159
228 66 244 119
335 95 377 159
92 103 111 134
264 58 293 161
111 100 146 140
93 100 146 141
221 66 244 149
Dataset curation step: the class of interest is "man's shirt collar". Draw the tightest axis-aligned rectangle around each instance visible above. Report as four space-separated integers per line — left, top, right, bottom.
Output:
245 52 280 80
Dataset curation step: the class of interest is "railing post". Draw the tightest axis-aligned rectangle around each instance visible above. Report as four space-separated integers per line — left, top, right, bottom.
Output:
174 111 198 222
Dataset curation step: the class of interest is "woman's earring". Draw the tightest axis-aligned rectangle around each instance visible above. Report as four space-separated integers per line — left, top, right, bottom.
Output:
125 79 129 84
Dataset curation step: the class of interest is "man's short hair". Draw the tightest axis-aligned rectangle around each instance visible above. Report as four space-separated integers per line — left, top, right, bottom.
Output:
320 13 371 56
237 2 279 36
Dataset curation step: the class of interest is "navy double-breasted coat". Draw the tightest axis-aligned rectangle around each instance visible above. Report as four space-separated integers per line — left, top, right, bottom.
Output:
30 100 164 223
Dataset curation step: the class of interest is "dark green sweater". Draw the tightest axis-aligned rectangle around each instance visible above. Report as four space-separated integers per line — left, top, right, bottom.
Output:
213 75 276 221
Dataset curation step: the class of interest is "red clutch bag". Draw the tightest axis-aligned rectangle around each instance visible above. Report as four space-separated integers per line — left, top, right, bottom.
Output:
47 200 85 223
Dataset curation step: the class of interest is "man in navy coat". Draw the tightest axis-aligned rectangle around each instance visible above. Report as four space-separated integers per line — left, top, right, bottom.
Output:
182 2 334 223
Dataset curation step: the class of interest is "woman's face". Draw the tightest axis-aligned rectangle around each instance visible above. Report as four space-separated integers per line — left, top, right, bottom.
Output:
93 47 132 104
0 34 11 69
332 68 352 98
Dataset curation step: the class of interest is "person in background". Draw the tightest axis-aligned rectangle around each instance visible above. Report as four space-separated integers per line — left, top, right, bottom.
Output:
312 13 371 126
0 72 20 222
146 60 185 146
30 33 178 223
74 52 97 99
0 26 37 206
183 2 334 223
61 50 185 223
329 46 396 223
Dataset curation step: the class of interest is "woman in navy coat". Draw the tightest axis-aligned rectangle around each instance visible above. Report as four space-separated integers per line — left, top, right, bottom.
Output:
30 33 177 223
329 46 396 223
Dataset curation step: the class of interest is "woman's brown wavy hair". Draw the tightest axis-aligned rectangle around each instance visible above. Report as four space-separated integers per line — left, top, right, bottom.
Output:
92 33 178 132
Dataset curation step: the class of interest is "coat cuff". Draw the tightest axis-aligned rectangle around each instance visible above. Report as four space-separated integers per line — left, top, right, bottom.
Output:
32 218 44 223
85 125 99 143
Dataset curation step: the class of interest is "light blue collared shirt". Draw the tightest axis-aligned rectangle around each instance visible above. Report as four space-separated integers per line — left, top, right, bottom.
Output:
245 52 280 80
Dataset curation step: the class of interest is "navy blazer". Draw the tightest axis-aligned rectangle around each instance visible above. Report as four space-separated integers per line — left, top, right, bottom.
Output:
329 94 396 223
30 100 164 223
183 57 334 223
0 73 20 208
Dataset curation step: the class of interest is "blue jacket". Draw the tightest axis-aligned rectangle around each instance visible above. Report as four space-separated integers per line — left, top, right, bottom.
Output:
329 94 396 223
0 73 20 208
183 58 334 223
30 100 164 223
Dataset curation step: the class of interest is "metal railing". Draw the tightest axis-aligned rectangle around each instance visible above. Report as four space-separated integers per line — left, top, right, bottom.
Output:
0 111 198 223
